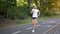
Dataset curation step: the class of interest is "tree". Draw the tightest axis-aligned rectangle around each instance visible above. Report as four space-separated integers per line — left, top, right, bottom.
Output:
28 0 32 9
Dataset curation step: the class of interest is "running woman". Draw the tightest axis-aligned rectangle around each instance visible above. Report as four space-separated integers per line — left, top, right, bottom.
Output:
30 5 40 32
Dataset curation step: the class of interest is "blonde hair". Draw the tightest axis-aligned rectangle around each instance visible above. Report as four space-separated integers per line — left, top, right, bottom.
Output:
33 5 37 9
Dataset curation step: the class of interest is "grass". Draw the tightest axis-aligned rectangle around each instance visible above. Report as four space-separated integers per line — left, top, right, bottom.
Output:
22 15 60 24
0 15 60 29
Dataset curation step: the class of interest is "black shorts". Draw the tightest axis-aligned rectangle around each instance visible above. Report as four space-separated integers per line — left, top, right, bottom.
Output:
32 17 37 19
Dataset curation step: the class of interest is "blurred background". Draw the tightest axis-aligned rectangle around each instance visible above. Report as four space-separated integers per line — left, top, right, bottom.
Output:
0 0 60 29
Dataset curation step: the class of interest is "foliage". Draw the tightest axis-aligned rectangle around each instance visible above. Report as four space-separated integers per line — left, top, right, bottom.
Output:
0 0 60 19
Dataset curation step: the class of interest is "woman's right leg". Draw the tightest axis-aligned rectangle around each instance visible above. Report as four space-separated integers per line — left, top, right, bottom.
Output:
32 19 37 32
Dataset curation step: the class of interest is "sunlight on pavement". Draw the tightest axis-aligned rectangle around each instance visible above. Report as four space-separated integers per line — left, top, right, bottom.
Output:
47 25 52 27
12 31 21 34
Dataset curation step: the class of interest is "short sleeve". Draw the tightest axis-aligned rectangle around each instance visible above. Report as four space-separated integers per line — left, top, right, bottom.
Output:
37 9 39 12
32 9 34 12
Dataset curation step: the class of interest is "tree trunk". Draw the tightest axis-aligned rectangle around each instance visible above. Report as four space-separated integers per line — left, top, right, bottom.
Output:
28 0 32 9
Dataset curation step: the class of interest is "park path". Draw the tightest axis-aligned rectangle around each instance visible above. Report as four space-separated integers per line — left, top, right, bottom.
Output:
0 18 60 34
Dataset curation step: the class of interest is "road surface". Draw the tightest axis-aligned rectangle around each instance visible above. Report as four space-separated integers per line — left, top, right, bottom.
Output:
0 18 60 34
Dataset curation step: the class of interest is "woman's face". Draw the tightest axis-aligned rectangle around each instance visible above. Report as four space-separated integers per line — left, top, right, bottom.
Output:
34 5 37 9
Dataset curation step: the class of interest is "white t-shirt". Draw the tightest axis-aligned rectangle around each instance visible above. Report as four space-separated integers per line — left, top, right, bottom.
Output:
32 9 39 18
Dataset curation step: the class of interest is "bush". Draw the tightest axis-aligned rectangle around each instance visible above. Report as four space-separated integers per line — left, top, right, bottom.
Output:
44 10 56 16
7 6 30 19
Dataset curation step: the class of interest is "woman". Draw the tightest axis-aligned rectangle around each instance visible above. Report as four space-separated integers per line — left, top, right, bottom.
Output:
31 5 40 32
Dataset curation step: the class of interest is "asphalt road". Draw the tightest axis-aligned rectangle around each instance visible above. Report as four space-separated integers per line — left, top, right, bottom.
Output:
0 18 60 34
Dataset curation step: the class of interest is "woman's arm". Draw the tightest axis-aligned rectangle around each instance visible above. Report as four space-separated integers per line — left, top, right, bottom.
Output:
38 11 40 17
30 9 33 16
30 9 34 14
30 11 33 14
